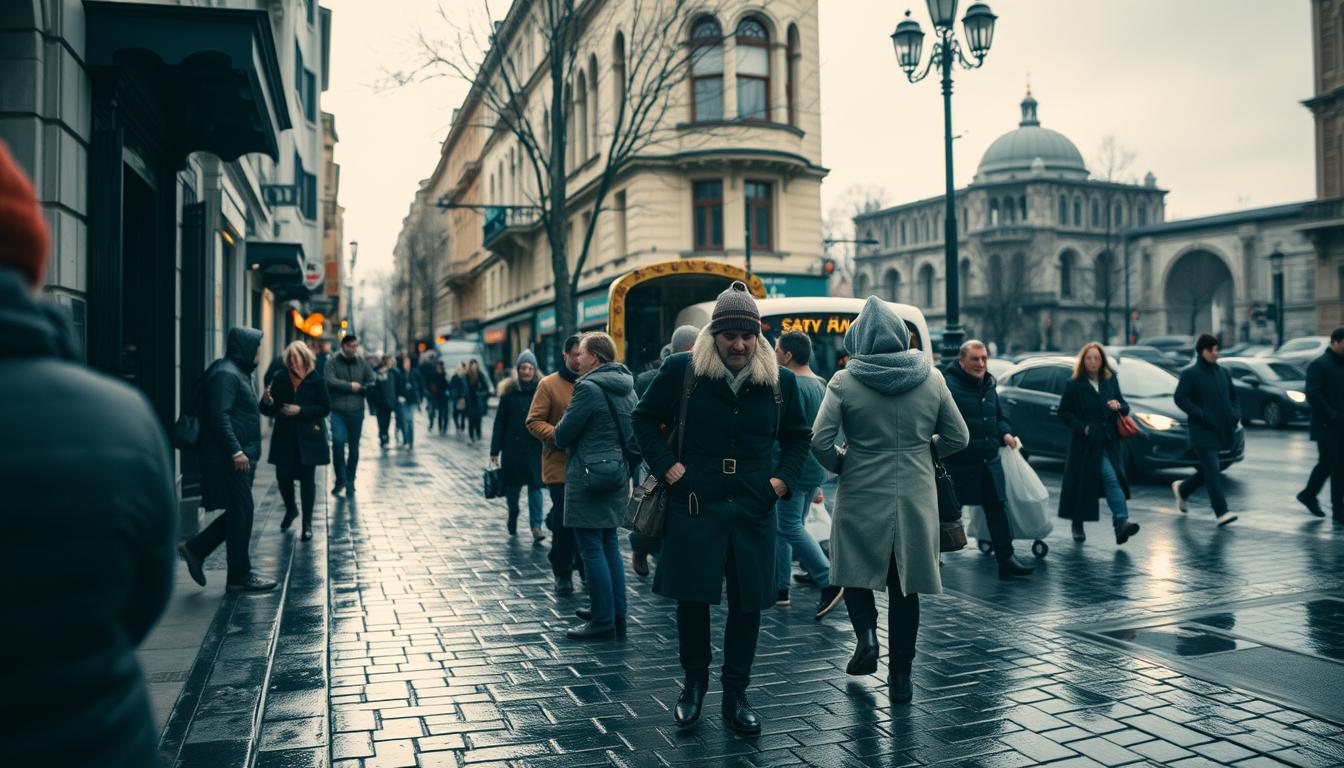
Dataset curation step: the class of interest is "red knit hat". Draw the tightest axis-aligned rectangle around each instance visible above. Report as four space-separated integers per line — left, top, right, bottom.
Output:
0 140 49 287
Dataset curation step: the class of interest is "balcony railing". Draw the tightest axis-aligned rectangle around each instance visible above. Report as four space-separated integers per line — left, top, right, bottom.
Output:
483 206 538 246
975 225 1035 243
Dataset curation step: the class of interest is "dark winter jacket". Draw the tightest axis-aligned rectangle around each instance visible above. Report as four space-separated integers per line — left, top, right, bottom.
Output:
1175 358 1241 450
1306 348 1344 443
394 367 422 405
426 367 450 401
463 371 492 418
201 327 263 510
260 370 332 467
942 362 1012 505
1057 375 1131 522
325 351 376 416
555 363 639 529
490 376 544 488
0 268 176 768
372 367 396 412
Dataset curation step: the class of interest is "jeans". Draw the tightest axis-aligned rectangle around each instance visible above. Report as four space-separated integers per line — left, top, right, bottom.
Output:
575 527 626 625
330 410 364 489
186 465 255 583
1179 447 1228 516
395 401 415 446
546 484 583 578
1303 437 1344 511
506 484 545 532
844 554 918 673
1099 455 1129 524
276 463 316 528
774 485 830 590
454 401 467 431
676 541 759 689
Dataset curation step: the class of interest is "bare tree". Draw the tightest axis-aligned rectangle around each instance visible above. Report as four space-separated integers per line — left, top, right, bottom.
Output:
974 250 1047 354
1085 134 1136 343
826 183 889 296
405 213 448 346
396 0 724 349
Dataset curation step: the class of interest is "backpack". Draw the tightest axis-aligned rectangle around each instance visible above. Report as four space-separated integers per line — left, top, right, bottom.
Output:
171 362 216 450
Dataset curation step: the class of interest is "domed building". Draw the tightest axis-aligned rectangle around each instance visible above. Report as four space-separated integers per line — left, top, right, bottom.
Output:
853 89 1168 353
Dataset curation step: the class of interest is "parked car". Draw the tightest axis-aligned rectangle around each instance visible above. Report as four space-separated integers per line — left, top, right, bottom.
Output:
986 357 1014 381
1219 356 1310 428
1007 350 1060 364
1220 342 1275 358
1275 336 1330 373
1137 335 1196 368
998 355 1245 478
1109 345 1180 371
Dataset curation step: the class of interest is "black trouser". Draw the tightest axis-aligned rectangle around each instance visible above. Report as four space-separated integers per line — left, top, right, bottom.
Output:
277 463 316 528
375 407 393 445
454 400 467 431
546 483 583 578
1179 447 1228 516
1303 437 1344 513
676 541 760 690
468 413 483 441
434 396 449 433
844 554 919 673
977 464 1015 561
186 466 255 583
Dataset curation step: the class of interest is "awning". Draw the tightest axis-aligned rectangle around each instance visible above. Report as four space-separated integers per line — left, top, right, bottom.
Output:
272 282 312 303
247 241 305 286
84 1 292 162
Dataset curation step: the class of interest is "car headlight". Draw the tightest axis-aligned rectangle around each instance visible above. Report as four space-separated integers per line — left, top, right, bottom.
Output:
1287 390 1307 404
1135 412 1178 431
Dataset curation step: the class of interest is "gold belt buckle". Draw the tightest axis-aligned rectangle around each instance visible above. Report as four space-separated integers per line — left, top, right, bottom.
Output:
722 458 737 475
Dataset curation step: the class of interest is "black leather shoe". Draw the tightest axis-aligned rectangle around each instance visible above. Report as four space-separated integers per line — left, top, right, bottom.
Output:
574 609 627 636
565 621 616 640
846 627 880 676
1298 491 1326 517
555 575 575 596
998 556 1036 579
331 484 344 497
301 527 314 542
673 677 707 727
280 508 298 531
1071 521 1086 542
721 689 761 735
889 671 913 703
1115 521 1140 545
226 574 277 593
177 543 206 587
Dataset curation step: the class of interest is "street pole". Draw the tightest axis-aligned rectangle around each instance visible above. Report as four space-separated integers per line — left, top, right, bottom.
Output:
348 240 358 336
1123 235 1132 344
939 41 962 363
744 198 753 281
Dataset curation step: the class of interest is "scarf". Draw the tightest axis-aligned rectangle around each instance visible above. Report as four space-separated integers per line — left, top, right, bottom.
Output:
559 365 579 384
288 368 307 393
843 296 931 395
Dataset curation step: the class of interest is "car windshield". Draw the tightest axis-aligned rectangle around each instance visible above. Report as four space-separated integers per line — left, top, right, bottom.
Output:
1281 339 1319 352
1255 362 1305 381
1116 360 1177 398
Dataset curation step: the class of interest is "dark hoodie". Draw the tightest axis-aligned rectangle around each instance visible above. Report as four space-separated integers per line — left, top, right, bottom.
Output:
200 327 263 501
0 267 176 767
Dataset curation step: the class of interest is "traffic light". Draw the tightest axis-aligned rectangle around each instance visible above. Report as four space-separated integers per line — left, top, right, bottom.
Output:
821 258 836 276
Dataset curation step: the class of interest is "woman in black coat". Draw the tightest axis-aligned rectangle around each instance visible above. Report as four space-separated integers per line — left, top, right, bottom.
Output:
260 340 331 541
490 351 546 542
464 359 492 444
1057 343 1140 546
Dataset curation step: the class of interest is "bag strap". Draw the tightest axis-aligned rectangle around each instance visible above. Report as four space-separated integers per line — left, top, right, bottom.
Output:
675 359 696 460
602 391 631 459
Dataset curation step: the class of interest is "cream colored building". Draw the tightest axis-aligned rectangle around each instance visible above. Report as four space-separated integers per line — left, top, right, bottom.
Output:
398 0 829 369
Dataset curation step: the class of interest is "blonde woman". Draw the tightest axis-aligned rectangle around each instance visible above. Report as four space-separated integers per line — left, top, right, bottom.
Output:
260 341 331 540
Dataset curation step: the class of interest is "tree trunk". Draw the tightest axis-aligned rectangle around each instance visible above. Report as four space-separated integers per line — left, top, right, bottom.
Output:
547 19 574 369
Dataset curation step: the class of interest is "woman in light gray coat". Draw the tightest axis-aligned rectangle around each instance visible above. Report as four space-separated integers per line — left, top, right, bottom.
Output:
554 332 638 641
811 297 969 702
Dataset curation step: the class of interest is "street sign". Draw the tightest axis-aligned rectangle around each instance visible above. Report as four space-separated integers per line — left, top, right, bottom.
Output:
303 260 324 290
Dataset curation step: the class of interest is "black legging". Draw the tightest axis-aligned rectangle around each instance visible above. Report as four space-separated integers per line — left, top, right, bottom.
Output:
434 396 449 433
277 463 317 528
468 413 483 442
843 554 919 673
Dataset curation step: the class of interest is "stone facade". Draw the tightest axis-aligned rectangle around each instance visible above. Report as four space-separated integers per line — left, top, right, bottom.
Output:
1301 0 1344 332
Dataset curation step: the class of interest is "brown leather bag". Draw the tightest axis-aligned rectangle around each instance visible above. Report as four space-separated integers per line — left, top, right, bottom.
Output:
622 362 695 537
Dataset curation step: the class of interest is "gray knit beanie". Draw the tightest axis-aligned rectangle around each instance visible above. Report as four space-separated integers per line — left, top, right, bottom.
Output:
515 349 538 369
670 324 699 353
708 281 760 335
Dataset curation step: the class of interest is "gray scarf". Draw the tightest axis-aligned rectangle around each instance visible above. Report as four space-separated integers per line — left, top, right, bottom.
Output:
843 296 931 395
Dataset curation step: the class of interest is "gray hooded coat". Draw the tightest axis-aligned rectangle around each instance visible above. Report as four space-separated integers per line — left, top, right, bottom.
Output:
554 362 638 529
811 298 970 594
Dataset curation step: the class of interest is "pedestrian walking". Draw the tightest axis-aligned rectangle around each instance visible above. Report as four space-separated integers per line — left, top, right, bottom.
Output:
179 326 277 592
394 353 422 449
491 350 547 543
942 340 1037 578
1172 334 1240 526
326 334 376 497
0 141 177 766
1297 327 1344 521
1057 343 1140 545
429 360 450 434
632 281 812 735
527 335 586 595
259 340 331 541
554 333 638 641
465 358 491 444
449 361 469 433
372 354 396 448
811 297 969 703
773 330 844 619
418 351 438 426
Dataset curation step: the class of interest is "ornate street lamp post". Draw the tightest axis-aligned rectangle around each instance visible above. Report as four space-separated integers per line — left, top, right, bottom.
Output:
1269 250 1285 348
891 1 997 361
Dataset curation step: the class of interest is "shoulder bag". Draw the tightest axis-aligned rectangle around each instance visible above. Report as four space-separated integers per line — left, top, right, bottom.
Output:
623 362 696 536
171 363 214 450
931 441 968 553
579 383 634 494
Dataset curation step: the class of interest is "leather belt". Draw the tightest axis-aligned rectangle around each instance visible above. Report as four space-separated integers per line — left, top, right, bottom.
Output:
685 456 768 475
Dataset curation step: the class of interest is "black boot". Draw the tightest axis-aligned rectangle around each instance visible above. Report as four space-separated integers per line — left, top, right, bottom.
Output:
674 677 707 727
721 688 761 735
280 507 298 531
555 573 575 596
564 621 616 640
889 670 913 703
998 556 1036 579
846 627 880 676
507 510 519 536
1114 521 1140 545
1071 520 1085 542
1298 491 1325 517
575 608 627 637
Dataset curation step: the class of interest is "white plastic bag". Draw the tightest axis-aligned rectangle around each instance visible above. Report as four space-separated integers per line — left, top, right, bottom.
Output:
965 448 1052 541
804 500 832 544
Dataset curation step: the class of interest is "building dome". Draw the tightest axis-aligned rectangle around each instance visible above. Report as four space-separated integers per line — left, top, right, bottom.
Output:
976 90 1088 182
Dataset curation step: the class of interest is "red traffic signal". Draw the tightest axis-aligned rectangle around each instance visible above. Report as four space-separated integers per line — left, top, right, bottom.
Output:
822 258 836 276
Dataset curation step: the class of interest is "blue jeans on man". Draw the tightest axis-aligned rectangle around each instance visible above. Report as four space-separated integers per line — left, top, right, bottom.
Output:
330 410 364 491
575 528 626 625
775 485 830 591
1179 447 1228 516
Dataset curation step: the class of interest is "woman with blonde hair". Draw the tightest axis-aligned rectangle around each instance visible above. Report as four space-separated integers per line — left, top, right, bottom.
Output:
1056 342 1140 545
260 340 331 540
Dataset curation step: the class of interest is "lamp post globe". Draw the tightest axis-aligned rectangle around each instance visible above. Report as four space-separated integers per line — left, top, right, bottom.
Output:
891 12 925 74
962 2 997 59
926 0 958 30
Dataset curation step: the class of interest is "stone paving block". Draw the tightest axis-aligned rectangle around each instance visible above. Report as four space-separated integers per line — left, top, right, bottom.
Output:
1123 713 1214 747
258 716 327 751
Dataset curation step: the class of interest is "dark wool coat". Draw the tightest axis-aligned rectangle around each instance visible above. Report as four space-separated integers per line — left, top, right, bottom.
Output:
554 363 638 529
941 362 1012 505
1175 359 1241 450
490 377 544 488
463 372 492 417
1056 375 1131 522
633 331 811 613
0 268 176 768
1305 349 1344 443
260 371 332 467
201 328 263 511
394 367 422 404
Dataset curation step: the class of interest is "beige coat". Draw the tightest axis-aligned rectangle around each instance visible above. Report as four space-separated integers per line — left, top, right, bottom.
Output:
526 371 574 485
811 367 969 595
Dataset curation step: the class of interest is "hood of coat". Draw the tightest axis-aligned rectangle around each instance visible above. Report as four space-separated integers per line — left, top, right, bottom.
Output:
690 324 779 387
843 296 931 395
226 327 263 372
0 267 78 361
579 361 635 396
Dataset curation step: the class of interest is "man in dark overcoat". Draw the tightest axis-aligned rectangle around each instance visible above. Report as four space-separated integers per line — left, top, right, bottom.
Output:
1172 334 1241 526
1299 327 1344 521
633 281 811 735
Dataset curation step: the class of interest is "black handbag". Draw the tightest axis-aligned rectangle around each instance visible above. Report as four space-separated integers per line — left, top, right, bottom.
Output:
623 362 695 537
171 364 213 450
483 467 504 499
931 442 967 552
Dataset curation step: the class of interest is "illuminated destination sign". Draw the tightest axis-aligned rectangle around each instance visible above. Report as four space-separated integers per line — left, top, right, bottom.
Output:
771 315 854 335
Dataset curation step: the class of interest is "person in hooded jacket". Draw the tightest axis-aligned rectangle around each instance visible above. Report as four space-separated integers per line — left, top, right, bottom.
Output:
464 359 492 444
554 333 638 641
179 326 277 593
812 297 970 703
260 340 331 541
491 350 547 542
394 353 422 448
0 140 176 767
372 354 397 447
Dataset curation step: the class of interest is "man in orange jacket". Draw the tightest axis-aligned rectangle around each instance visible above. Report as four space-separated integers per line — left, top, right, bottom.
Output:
526 335 585 594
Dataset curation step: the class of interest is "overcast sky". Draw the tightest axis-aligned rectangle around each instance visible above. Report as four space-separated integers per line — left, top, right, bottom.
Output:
321 0 1314 282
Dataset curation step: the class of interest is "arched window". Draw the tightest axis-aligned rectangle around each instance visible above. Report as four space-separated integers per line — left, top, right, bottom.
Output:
854 272 870 298
989 199 1000 226
919 264 936 307
1094 251 1112 301
883 269 902 302
1059 250 1075 298
899 220 906 245
690 17 724 121
959 258 972 302
989 253 1003 289
735 17 770 121
1073 197 1082 226
1137 203 1148 226
1019 195 1027 222
588 54 600 153
1004 199 1014 224
786 24 800 126
575 73 589 161
1059 195 1068 225
613 33 626 124
1091 199 1101 228
1113 202 1124 229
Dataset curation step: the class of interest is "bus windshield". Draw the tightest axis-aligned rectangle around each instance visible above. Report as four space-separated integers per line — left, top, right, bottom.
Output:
760 312 923 381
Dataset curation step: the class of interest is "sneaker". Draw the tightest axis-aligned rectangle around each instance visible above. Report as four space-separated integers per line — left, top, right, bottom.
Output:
1215 511 1238 527
774 589 790 608
815 586 845 621
1115 521 1140 545
1297 491 1326 518
1171 480 1187 513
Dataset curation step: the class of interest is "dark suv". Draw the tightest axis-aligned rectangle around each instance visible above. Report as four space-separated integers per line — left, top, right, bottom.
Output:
998 356 1245 478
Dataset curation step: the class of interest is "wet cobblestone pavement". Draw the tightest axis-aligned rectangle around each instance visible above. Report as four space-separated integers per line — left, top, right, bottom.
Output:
220 419 1344 767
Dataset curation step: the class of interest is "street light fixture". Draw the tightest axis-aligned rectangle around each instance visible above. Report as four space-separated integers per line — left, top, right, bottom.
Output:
1269 250 1285 348
891 2 997 361
348 240 359 336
